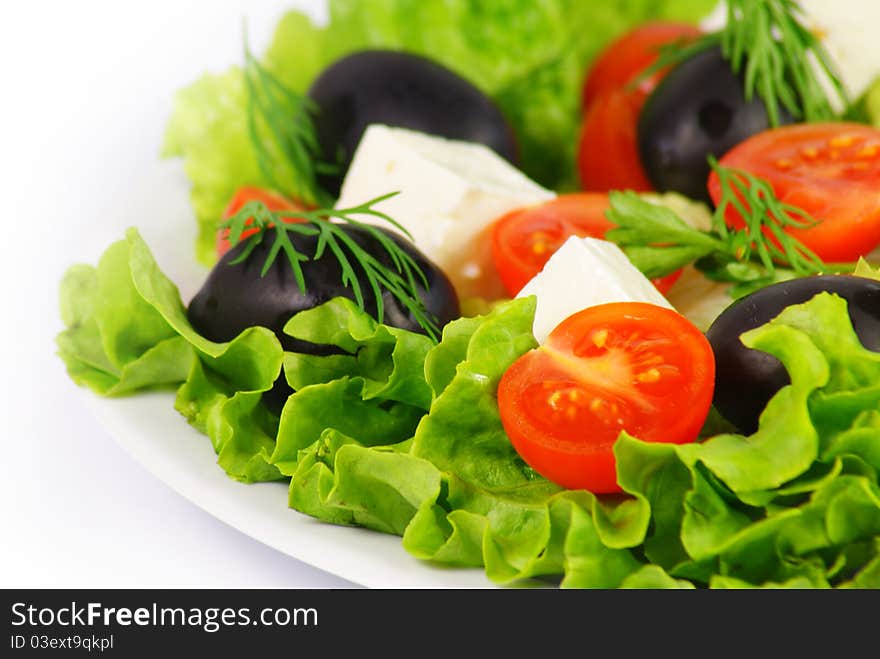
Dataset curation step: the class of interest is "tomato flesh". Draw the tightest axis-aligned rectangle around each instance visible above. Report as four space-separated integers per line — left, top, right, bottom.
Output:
216 186 305 257
491 194 681 297
708 123 880 263
582 22 703 110
498 302 714 493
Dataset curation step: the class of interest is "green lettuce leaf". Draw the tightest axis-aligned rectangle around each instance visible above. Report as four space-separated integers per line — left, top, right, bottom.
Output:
289 429 442 534
58 229 285 481
281 297 434 409
123 229 282 392
619 564 696 589
410 297 540 490
401 475 653 587
57 237 194 395
278 297 545 529
59 231 880 588
175 359 283 483
616 293 880 587
270 377 424 475
839 538 880 588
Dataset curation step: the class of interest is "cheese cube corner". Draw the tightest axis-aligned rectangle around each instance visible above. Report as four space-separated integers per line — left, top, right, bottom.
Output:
516 236 674 343
335 124 556 301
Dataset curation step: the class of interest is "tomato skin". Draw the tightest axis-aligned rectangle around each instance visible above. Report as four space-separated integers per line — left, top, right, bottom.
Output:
491 194 681 297
708 123 880 263
578 22 701 193
492 194 612 294
577 90 654 193
582 22 703 110
216 186 305 257
498 302 714 493
652 268 682 294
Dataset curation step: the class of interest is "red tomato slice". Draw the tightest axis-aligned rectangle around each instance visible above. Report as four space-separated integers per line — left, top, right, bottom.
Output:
490 194 681 297
582 21 702 110
577 90 654 193
708 123 880 263
578 22 701 193
217 186 305 257
498 302 714 493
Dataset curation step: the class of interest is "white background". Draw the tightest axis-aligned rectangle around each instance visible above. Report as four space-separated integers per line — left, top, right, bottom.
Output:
1 0 359 587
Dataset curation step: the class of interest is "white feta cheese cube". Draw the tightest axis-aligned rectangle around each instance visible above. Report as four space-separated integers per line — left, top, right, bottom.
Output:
335 124 556 300
517 235 674 343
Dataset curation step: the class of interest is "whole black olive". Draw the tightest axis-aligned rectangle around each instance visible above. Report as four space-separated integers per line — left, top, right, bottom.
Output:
187 224 459 409
706 275 880 434
307 50 518 196
637 45 793 204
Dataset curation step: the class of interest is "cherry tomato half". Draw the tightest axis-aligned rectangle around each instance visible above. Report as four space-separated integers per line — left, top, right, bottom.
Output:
708 123 880 263
578 22 701 193
490 194 681 297
498 302 714 493
216 186 305 257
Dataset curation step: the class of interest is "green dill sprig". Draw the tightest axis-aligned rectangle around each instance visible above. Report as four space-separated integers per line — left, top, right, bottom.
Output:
707 156 825 276
221 193 441 341
605 161 837 297
604 194 724 281
646 0 847 126
242 34 334 208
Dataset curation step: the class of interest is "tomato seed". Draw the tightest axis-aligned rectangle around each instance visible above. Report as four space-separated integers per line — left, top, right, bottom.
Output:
829 134 861 149
637 368 661 383
856 145 878 159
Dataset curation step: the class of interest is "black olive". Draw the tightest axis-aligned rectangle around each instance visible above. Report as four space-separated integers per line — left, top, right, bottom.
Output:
637 45 794 204
307 50 518 197
706 275 880 434
189 224 460 348
187 224 460 409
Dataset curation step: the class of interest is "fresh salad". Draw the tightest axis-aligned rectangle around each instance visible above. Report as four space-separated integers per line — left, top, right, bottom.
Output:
58 0 880 588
